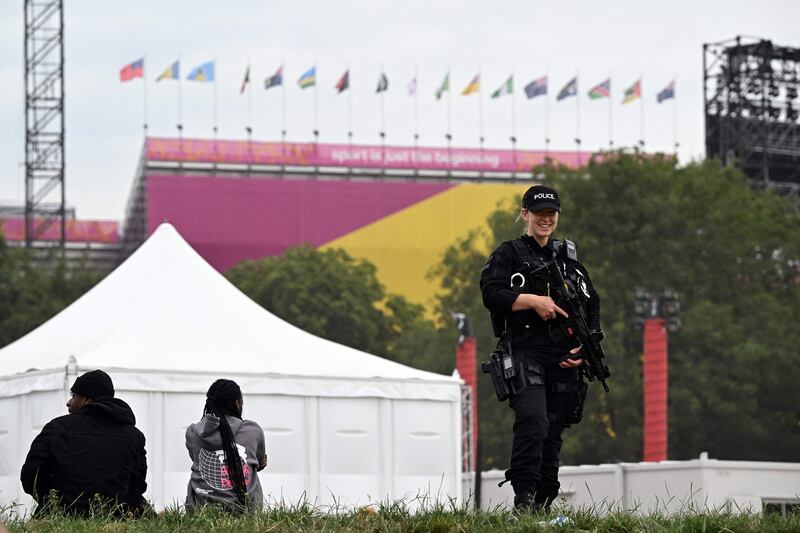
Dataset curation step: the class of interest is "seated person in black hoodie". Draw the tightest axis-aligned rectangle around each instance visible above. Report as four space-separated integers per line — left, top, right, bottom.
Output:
20 370 148 517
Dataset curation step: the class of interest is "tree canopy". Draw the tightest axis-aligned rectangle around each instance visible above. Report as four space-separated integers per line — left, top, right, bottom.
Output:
225 245 453 372
0 238 102 348
430 153 800 467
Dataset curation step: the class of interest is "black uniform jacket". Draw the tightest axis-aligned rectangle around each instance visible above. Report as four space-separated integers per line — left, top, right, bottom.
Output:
480 235 600 360
20 397 148 516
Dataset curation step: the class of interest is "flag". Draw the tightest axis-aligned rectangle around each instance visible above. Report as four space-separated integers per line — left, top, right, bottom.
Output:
335 70 349 93
265 66 283 90
120 58 144 82
623 79 641 104
187 61 214 82
524 76 547 99
239 65 250 94
376 72 389 93
557 77 577 101
491 76 513 99
298 66 316 89
461 74 480 96
657 80 675 103
588 79 610 99
408 77 417 96
435 73 449 100
156 61 179 82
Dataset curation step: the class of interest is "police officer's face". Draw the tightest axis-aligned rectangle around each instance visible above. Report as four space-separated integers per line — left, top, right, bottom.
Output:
524 208 559 240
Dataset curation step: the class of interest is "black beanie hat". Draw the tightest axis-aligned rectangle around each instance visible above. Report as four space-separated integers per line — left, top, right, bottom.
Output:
71 370 115 399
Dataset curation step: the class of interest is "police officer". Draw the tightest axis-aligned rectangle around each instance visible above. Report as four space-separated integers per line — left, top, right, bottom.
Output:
480 185 600 514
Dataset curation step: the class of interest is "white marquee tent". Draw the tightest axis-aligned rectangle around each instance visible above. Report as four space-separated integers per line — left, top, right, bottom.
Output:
0 223 462 513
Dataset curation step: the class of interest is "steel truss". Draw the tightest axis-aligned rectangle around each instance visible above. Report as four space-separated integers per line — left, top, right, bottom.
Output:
24 0 66 246
704 36 800 192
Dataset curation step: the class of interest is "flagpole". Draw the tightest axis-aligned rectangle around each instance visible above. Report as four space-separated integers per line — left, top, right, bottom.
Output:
447 67 452 177
478 67 484 176
281 59 286 160
213 57 219 140
575 72 581 167
379 65 386 174
511 70 517 171
413 65 419 144
608 72 613 150
177 54 183 163
247 58 253 142
414 64 419 177
313 60 319 145
640 75 645 149
673 76 678 157
142 53 148 135
347 62 353 147
246 58 253 166
545 71 550 158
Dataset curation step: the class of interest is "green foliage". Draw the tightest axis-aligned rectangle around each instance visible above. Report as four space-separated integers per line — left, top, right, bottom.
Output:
3 500 800 532
0 238 102 348
225 245 452 372
429 153 800 467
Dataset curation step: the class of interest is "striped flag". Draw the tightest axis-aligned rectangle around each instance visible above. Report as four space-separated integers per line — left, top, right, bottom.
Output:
461 74 480 96
491 76 513 99
435 73 449 100
156 61 179 82
588 79 610 99
297 66 316 89
623 79 642 104
239 65 250 94
335 70 349 93
120 58 144 82
557 77 577 101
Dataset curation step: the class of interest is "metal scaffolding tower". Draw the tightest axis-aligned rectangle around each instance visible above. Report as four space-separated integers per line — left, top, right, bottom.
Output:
24 0 66 247
704 36 800 192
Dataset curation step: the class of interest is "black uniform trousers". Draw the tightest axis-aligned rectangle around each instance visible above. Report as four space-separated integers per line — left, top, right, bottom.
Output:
506 352 580 508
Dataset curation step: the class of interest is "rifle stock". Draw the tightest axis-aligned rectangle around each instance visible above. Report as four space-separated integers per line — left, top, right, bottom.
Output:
545 261 612 392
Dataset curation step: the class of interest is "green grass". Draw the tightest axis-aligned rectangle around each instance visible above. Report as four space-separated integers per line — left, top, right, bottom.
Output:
2 498 799 532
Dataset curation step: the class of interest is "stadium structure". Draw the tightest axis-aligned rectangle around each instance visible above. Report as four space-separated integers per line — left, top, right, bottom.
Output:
120 137 594 307
704 36 800 192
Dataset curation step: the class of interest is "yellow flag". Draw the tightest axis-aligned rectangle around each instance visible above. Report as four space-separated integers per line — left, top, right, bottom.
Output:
461 74 480 96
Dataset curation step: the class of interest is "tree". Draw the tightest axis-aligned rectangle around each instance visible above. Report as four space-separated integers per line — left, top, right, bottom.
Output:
429 153 800 467
225 245 451 370
0 237 102 348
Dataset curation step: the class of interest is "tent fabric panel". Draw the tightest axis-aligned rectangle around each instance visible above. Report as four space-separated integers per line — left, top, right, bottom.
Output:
0 371 66 399
105 370 461 402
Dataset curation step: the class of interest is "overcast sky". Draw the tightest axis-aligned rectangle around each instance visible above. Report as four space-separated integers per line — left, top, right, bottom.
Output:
1 1 798 221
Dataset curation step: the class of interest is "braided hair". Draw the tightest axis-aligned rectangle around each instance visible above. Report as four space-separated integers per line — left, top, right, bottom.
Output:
204 379 247 508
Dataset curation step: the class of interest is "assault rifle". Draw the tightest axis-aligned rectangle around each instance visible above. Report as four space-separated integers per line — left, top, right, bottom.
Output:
544 260 612 392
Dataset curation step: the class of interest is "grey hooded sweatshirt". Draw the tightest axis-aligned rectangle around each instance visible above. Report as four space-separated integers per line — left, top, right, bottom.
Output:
185 414 266 511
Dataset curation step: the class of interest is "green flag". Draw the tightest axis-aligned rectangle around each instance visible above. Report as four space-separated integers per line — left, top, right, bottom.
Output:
435 72 450 100
491 76 513 99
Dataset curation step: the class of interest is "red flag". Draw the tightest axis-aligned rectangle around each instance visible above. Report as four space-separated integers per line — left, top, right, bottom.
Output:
335 70 349 93
120 59 144 82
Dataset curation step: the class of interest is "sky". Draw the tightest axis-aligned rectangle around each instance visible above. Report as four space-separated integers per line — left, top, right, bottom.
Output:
1 0 798 221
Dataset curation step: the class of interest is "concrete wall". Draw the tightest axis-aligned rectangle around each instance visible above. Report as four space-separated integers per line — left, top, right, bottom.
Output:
463 454 800 514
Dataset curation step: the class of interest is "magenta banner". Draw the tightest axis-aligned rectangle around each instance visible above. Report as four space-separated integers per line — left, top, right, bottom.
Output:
0 218 119 243
146 137 593 172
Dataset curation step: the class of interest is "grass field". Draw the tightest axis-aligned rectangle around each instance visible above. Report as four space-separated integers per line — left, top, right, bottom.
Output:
2 499 799 533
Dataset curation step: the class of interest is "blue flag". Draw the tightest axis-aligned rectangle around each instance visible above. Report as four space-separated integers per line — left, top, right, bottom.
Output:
657 80 675 103
265 66 283 90
557 77 577 101
187 61 215 82
524 76 547 99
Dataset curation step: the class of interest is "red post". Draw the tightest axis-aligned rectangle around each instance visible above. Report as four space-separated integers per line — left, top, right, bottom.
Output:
455 335 478 470
643 318 668 461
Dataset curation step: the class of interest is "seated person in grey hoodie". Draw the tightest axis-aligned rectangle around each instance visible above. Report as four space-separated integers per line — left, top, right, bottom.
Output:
185 379 267 512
